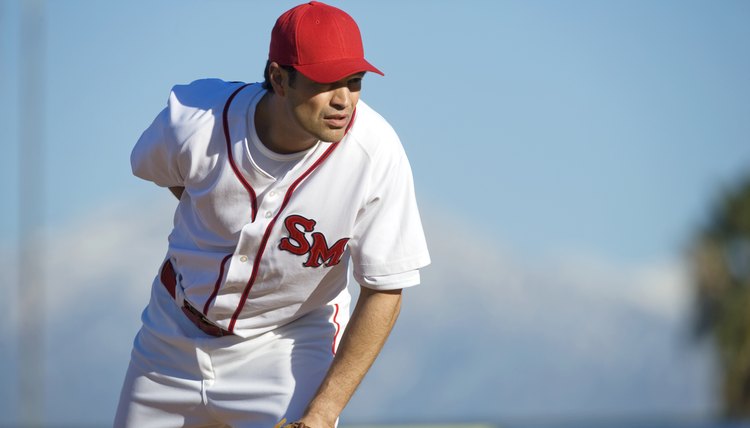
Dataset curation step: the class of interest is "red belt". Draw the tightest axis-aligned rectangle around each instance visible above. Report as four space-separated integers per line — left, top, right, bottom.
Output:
160 260 233 337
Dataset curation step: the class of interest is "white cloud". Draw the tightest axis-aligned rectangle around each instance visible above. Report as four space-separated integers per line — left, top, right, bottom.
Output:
1 195 174 334
540 249 693 323
57 198 174 290
0 193 176 426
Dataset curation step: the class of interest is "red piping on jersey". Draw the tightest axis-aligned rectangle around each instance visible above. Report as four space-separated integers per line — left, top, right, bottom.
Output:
331 303 341 355
228 141 341 331
203 253 233 315
223 84 258 222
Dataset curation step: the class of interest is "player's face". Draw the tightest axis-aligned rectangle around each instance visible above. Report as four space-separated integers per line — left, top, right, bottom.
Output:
283 71 364 144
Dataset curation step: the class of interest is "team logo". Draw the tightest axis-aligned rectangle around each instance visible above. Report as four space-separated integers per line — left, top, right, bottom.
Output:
278 214 350 268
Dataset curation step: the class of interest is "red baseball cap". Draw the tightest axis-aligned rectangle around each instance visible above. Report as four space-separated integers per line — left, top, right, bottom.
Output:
269 1 384 84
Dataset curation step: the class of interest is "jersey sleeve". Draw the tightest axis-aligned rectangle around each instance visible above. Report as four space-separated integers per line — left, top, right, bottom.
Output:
130 105 185 188
349 137 431 290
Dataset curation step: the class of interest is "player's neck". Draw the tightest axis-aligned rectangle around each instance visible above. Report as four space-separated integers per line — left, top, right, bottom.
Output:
255 91 318 155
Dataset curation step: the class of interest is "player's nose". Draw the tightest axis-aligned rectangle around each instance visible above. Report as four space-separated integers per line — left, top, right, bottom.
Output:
329 87 352 110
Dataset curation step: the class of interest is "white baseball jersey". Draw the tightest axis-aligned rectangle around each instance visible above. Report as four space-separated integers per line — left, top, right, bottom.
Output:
131 78 431 338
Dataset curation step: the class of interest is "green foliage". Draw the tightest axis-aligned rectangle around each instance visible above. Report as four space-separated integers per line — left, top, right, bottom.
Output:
692 173 750 417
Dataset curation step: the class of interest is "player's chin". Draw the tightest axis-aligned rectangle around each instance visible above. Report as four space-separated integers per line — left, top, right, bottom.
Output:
317 127 348 143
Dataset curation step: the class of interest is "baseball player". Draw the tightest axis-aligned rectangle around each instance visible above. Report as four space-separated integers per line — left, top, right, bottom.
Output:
114 2 430 427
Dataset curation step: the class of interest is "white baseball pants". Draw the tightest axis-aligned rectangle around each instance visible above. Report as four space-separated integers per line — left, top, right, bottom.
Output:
114 282 349 428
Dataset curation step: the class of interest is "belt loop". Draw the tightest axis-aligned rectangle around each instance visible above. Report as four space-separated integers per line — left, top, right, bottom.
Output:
160 259 177 299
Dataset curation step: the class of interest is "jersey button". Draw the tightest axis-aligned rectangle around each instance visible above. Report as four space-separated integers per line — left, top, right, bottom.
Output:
264 211 273 218
239 255 248 263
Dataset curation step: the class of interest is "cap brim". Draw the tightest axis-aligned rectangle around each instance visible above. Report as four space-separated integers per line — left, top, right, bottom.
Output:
293 58 384 84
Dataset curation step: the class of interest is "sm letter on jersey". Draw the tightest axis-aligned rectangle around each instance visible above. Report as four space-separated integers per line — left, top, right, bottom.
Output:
278 215 350 268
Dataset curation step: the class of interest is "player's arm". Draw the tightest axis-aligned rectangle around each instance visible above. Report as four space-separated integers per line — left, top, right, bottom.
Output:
169 186 184 200
299 286 402 428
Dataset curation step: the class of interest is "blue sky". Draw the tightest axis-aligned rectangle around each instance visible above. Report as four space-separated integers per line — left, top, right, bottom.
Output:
2 0 749 263
1 0 749 426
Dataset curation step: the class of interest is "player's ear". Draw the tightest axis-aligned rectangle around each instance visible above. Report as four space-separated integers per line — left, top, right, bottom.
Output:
268 62 287 96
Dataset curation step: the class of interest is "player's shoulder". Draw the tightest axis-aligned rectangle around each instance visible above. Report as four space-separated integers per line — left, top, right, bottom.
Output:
347 100 402 158
168 79 260 115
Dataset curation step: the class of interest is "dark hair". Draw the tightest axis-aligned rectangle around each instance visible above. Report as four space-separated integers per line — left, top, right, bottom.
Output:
262 60 297 93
